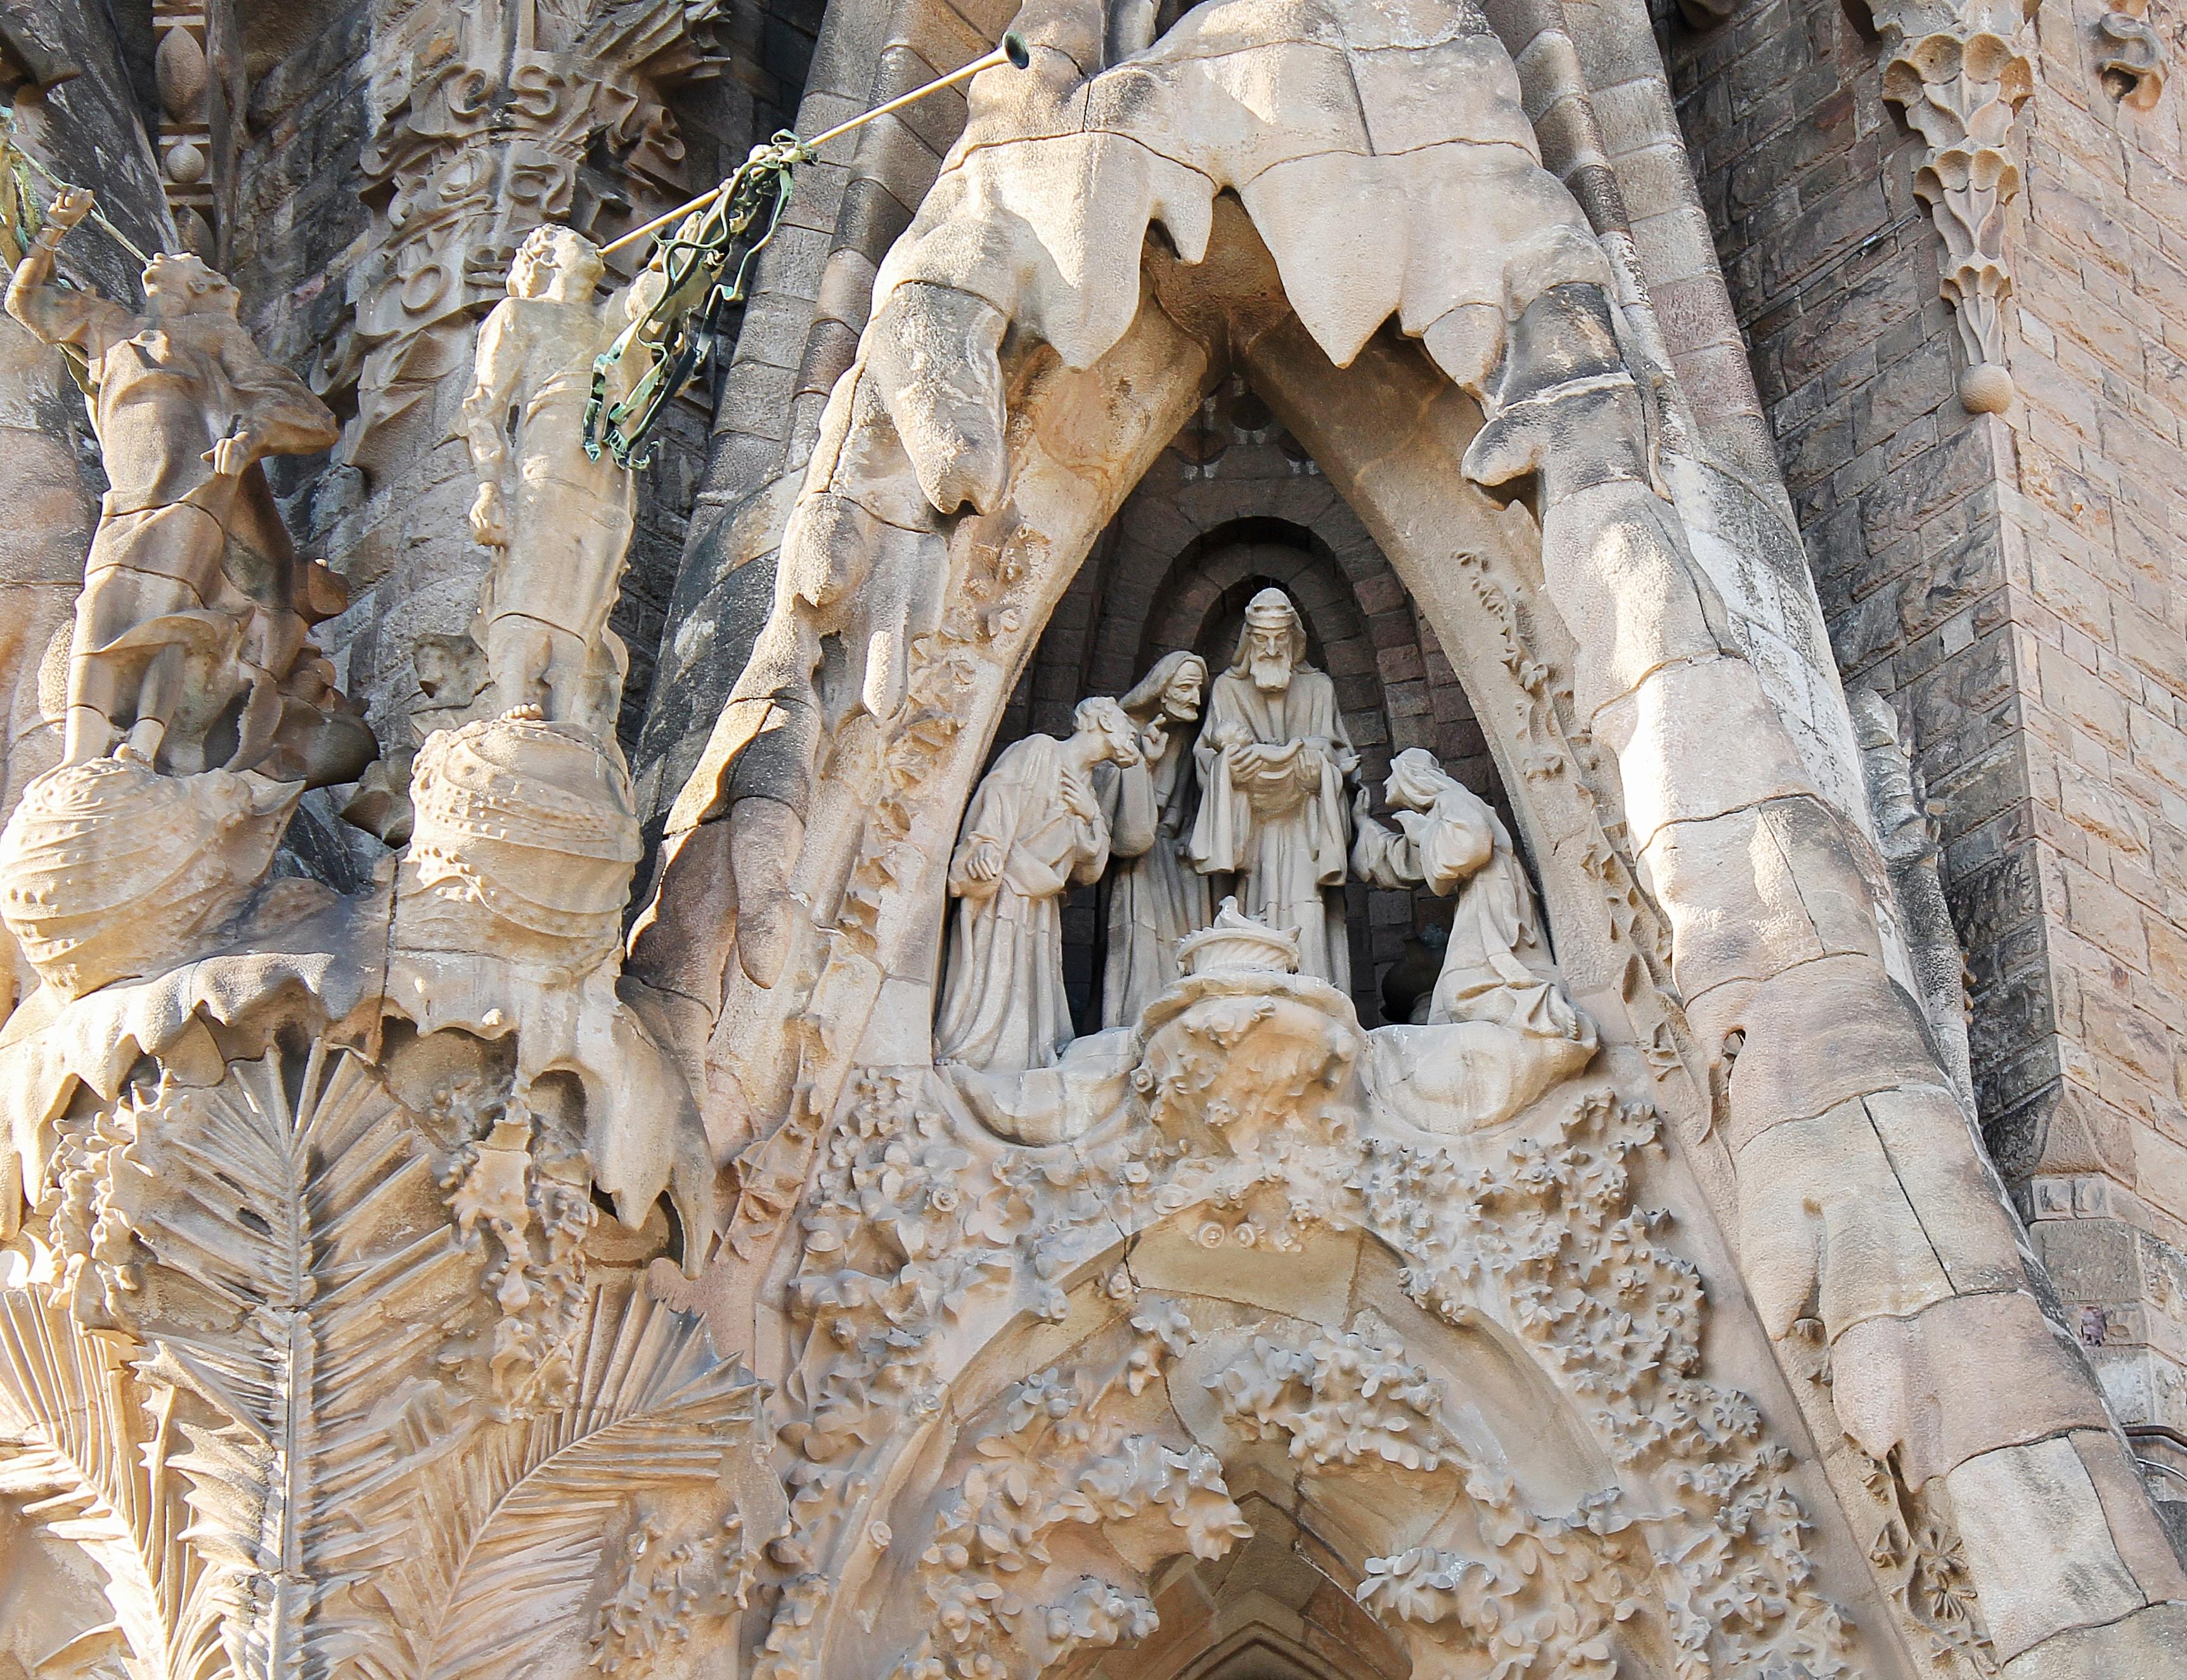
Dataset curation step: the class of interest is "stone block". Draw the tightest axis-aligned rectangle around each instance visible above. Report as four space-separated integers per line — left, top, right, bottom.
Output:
2071 1428 2187 1605
1831 1291 2112 1488
1736 1096 1957 1338
1862 1085 2028 1298
1947 1435 2147 1662
1724 952 1945 1146
2001 1601 2187 1680
1593 657 1814 856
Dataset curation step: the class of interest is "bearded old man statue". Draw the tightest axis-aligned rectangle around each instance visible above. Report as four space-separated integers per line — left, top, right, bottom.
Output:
937 696 1144 1072
1098 649 1211 1025
1189 588 1358 986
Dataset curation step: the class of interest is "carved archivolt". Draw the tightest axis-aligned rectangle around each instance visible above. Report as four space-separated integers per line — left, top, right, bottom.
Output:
761 1057 1850 1679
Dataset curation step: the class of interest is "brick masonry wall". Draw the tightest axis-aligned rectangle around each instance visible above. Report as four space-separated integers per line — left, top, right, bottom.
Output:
1999 0 2187 1468
1665 0 2187 1493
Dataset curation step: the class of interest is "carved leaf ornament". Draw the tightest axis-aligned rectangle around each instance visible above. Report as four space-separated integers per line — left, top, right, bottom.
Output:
1 1045 759 1679
762 1064 1851 1680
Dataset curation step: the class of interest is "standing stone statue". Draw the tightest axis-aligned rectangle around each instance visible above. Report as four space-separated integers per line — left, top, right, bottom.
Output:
1099 650 1211 1025
1188 588 1358 987
6 189 365 781
1352 748 1586 1041
937 697 1144 1073
463 224 659 737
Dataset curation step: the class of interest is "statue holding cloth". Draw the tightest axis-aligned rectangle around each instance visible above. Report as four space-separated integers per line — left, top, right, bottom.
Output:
1188 588 1358 986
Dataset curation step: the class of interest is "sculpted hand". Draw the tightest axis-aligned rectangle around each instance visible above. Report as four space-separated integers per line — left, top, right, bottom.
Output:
43 190 95 235
1353 785 1374 827
202 430 254 477
469 482 508 548
961 839 1003 883
1061 775 1100 823
1140 716 1168 761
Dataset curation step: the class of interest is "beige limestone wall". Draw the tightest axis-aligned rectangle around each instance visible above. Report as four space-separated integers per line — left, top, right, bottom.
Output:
1667 0 2187 1522
2000 0 2187 1483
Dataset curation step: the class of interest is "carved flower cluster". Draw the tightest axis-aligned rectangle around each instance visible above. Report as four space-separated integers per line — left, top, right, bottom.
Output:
767 1066 1851 1680
1210 1324 1457 1470
895 1307 1249 1680
1357 1090 1850 1676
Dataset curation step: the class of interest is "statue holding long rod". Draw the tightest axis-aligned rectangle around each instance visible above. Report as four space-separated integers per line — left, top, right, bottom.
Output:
6 187 373 785
458 33 1031 737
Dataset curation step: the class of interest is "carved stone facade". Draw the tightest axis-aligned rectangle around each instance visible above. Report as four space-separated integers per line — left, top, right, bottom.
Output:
3 0 2186 1676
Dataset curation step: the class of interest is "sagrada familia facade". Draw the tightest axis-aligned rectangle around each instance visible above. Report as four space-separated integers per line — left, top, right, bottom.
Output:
0 0 2183 1674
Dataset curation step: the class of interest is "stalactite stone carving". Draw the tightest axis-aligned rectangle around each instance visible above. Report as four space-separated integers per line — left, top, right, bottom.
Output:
1875 0 2034 413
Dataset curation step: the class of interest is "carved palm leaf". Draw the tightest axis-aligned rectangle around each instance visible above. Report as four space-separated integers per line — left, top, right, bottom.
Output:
103 1044 481 1679
0 1281 228 1680
347 1279 759 1680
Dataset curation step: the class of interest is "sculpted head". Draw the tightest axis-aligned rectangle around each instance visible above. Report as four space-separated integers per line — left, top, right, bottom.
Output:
508 224 605 301
1232 588 1308 694
1385 747 1455 811
140 252 240 320
1073 695 1144 768
1122 650 1208 726
1161 654 1206 720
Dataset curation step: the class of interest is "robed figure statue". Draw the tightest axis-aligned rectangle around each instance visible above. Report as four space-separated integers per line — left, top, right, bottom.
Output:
1188 588 1358 986
463 224 662 737
937 697 1144 1073
1352 747 1589 1043
1097 650 1211 1025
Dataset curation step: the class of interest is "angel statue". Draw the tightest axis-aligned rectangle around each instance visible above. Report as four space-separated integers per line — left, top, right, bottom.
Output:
463 224 662 737
5 188 371 784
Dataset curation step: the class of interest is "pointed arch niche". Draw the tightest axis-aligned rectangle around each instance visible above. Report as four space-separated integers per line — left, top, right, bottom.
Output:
988 375 1514 1028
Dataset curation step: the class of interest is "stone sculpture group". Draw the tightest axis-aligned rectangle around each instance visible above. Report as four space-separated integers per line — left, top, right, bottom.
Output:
0 0 2179 1674
935 584 1596 1140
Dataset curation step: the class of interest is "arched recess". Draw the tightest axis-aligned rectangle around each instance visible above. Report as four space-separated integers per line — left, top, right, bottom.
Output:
650 212 1918 1678
983 386 1517 1028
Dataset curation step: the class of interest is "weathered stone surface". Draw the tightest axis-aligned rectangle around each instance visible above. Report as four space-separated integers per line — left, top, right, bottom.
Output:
1947 1435 2147 1662
0 0 2176 1674
1831 1290 2114 1486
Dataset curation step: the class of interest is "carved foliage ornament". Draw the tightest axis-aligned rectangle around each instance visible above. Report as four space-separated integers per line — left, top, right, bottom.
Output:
756 1064 1852 1680
0 1042 758 1678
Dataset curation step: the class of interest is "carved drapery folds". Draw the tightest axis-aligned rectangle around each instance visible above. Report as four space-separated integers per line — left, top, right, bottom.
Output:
1872 0 2034 413
332 0 731 476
